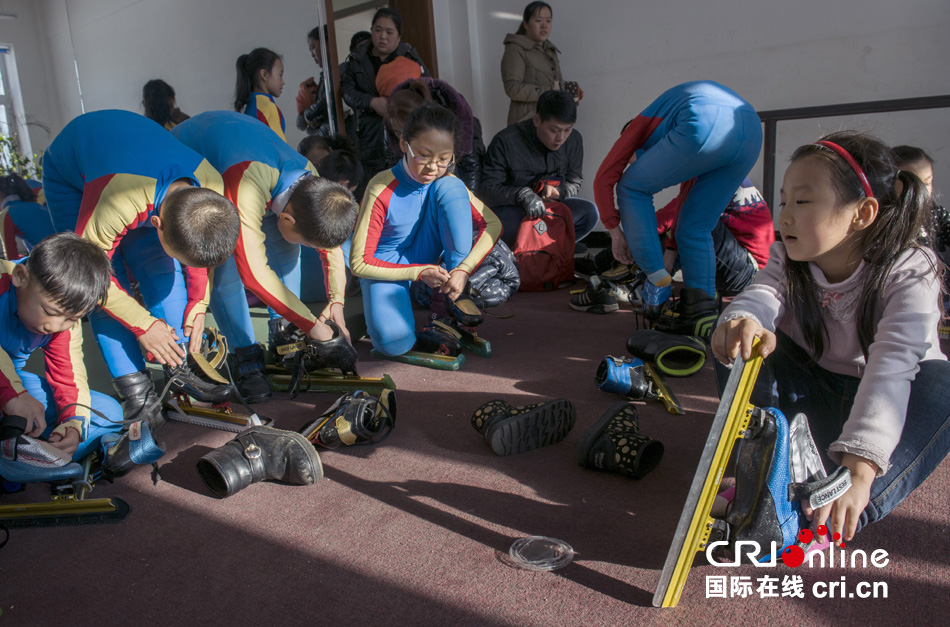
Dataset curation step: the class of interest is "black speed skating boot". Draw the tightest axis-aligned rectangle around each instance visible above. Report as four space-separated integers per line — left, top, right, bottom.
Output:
164 356 232 404
196 426 324 498
415 319 463 356
102 371 168 479
112 370 166 431
300 389 396 448
654 287 719 341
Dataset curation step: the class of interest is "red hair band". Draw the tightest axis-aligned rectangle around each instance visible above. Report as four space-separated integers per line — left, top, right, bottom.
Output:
814 140 874 199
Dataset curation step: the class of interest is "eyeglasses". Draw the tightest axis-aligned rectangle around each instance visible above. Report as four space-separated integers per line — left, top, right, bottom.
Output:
406 143 455 169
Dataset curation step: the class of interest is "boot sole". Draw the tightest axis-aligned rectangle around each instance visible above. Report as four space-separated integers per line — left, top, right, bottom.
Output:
486 399 576 456
569 301 619 314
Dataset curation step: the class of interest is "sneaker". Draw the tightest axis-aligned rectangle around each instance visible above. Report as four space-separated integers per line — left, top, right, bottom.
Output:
569 276 619 314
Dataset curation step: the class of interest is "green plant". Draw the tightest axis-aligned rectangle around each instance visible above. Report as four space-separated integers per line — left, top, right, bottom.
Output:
0 133 42 179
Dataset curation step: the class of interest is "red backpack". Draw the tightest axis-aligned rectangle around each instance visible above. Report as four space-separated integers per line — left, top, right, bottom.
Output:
512 201 576 291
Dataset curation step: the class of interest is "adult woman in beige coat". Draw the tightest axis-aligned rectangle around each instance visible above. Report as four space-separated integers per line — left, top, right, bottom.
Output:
500 2 563 125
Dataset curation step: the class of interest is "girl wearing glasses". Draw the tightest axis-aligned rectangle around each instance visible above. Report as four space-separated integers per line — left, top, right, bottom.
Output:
349 103 501 357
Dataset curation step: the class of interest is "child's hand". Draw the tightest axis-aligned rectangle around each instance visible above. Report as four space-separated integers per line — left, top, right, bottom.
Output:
184 313 206 354
420 267 450 289
806 454 878 545
139 321 186 367
324 304 351 343
3 393 47 436
608 227 634 265
48 428 81 456
440 270 469 301
710 317 776 366
308 319 335 342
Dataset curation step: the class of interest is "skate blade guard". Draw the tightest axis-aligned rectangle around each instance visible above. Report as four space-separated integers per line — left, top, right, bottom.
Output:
371 349 465 371
653 344 763 608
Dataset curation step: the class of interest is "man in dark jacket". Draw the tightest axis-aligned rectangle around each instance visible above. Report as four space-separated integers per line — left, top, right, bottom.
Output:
479 90 598 247
340 8 428 191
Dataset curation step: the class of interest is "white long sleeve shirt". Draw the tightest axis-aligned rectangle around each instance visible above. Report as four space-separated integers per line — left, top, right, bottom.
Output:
720 242 945 474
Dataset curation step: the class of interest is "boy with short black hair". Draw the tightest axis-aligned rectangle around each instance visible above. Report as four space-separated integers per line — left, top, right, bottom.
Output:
0 232 122 462
172 111 359 402
43 109 240 432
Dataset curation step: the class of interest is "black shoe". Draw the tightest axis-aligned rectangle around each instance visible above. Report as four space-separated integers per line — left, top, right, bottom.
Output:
471 398 576 456
165 361 232 404
196 426 323 498
111 370 166 431
231 344 272 404
577 402 664 479
448 294 484 326
570 276 619 314
415 319 463 356
653 287 719 340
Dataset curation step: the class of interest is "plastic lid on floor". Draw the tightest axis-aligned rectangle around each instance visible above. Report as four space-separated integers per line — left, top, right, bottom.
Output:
508 536 574 571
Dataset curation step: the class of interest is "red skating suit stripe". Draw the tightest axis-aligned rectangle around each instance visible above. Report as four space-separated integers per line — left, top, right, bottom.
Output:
43 324 91 420
226 161 316 332
592 115 665 229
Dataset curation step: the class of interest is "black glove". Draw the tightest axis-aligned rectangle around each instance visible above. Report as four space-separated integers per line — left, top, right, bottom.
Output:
560 181 581 198
516 187 545 219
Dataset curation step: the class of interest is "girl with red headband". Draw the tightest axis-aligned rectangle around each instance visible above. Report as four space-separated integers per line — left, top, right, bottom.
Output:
711 131 950 549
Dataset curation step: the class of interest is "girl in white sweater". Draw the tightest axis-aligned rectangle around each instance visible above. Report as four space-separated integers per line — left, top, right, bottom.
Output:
712 131 948 548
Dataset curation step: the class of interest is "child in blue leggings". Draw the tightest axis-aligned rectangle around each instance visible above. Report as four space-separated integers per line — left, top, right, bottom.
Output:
172 111 357 402
349 103 500 356
0 233 121 467
594 81 762 337
42 110 239 434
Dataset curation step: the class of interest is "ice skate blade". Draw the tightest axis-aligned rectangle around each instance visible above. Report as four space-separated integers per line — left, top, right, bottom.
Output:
653 343 763 608
371 349 465 371
0 497 131 528
266 366 396 393
644 363 685 415
164 397 269 433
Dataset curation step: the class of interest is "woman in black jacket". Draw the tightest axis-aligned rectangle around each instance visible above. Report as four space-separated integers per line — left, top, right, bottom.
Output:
340 7 428 190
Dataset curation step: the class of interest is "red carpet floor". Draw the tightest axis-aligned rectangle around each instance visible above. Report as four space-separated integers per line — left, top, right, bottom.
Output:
2 289 948 626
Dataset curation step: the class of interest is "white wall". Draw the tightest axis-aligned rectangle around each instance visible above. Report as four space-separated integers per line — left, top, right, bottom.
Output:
22 0 950 210
0 0 79 154
38 0 331 150
434 0 950 212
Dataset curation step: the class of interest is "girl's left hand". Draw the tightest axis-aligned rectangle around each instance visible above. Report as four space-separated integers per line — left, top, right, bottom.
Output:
440 270 468 301
805 453 878 545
